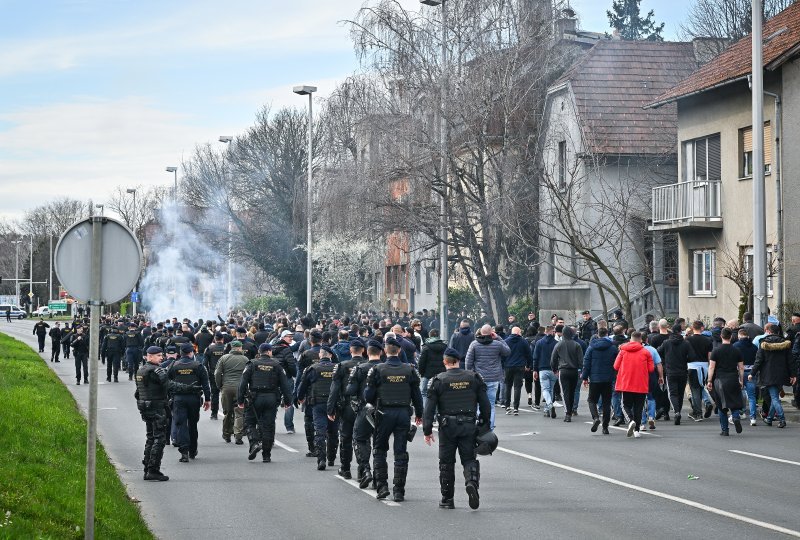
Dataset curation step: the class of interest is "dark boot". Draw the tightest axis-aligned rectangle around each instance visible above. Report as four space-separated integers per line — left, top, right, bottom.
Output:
374 459 390 499
392 460 408 502
248 439 262 461
144 469 169 481
327 435 338 467
464 460 480 509
316 441 326 470
439 462 455 509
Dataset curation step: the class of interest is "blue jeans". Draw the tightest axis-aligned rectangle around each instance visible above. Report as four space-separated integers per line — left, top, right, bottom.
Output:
743 370 757 417
539 370 557 412
573 382 581 413
720 409 740 431
641 394 656 423
765 386 786 421
482 381 500 430
284 377 295 430
420 377 429 409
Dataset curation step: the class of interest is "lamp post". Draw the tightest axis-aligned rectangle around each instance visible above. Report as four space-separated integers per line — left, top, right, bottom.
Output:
127 188 138 316
293 85 317 318
166 166 178 202
12 240 21 304
29 236 33 313
751 0 768 326
421 0 449 336
219 136 234 314
95 204 104 216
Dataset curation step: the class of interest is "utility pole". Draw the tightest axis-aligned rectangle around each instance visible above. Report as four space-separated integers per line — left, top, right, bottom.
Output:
29 237 33 312
49 234 53 302
751 0 768 326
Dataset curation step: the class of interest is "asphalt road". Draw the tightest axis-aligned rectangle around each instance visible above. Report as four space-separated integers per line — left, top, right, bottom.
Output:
5 319 800 539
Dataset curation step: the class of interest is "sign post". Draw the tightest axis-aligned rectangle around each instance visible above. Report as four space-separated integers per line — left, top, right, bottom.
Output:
55 216 142 539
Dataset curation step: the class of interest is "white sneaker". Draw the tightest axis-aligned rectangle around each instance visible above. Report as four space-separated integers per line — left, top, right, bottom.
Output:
626 421 636 437
633 431 642 438
640 423 648 431
750 418 757 426
553 401 564 408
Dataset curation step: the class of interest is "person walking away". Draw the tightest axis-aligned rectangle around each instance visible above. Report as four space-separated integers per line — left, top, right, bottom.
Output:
708 328 745 436
685 320 715 421
33 318 50 352
503 327 532 416
533 326 558 418
418 329 447 409
60 322 72 359
348 340 385 489
124 323 145 381
581 327 618 434
750 323 797 428
167 343 211 462
524 324 543 409
327 340 367 478
465 325 510 430
70 326 89 385
449 321 475 368
49 322 62 363
423 348 491 510
734 329 759 425
613 332 654 438
135 346 170 481
203 333 226 420
550 326 582 423
297 346 339 470
102 325 125 382
657 324 699 425
215 340 249 444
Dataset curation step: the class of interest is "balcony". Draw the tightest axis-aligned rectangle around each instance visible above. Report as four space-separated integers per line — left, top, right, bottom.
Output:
650 179 722 231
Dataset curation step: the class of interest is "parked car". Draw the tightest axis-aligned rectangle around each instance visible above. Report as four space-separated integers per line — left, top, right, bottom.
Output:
0 304 27 319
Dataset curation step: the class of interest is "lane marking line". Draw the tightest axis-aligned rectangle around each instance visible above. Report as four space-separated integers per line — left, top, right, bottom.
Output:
273 440 298 453
495 445 800 538
583 421 662 438
334 474 400 506
729 450 800 467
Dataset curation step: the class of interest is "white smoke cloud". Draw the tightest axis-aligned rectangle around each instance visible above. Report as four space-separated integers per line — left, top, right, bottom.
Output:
138 200 237 323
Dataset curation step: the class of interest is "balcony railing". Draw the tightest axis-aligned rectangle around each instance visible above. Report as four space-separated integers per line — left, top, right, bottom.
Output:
651 179 722 230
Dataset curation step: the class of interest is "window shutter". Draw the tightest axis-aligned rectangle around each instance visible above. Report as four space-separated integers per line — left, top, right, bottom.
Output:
742 127 753 153
707 135 721 181
695 139 707 180
764 122 773 166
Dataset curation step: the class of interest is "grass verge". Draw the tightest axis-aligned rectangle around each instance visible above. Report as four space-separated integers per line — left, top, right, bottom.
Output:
0 332 153 539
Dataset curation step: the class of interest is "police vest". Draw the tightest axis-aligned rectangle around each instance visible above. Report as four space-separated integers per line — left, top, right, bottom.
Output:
205 344 226 369
336 358 361 396
376 363 413 406
172 361 201 394
136 363 168 401
354 361 380 401
251 359 280 393
310 363 335 404
125 331 140 348
436 371 478 416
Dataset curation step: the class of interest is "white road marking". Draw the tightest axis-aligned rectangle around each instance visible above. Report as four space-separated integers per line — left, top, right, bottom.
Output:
100 407 118 410
496 445 800 538
583 421 662 438
509 432 538 437
334 474 400 506
273 440 298 453
729 450 800 467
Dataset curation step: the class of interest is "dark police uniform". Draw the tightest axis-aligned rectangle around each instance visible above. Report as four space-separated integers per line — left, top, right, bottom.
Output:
48 326 62 362
167 356 211 460
238 354 293 462
33 320 49 352
125 327 145 380
70 330 90 384
297 358 338 469
423 367 490 509
102 326 126 382
347 356 384 487
295 345 321 455
60 325 72 359
364 356 423 501
135 359 170 480
327 354 363 478
204 341 226 419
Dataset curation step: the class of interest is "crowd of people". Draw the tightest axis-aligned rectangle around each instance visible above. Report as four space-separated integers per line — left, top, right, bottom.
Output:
27 306 800 508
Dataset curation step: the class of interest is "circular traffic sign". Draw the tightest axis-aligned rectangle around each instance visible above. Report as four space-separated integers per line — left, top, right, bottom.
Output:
54 217 142 303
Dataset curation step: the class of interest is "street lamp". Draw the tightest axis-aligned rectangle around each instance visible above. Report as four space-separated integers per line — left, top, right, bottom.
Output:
165 166 178 201
293 84 317 318
219 136 233 314
95 204 104 216
420 0 449 336
126 188 138 316
11 240 21 304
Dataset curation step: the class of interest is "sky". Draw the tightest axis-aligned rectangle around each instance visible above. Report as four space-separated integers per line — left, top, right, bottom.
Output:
0 0 691 221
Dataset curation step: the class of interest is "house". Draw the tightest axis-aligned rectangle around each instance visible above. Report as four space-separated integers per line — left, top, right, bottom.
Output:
537 39 701 326
647 3 800 321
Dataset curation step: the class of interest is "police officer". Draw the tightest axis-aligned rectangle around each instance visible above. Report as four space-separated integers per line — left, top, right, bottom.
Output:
135 346 171 481
237 343 293 462
327 339 365 479
125 323 145 381
204 333 226 420
295 331 322 457
348 340 385 488
423 348 491 509
33 318 50 352
167 343 211 462
102 325 126 382
70 325 90 385
60 322 72 359
272 330 298 434
364 338 423 501
161 346 179 445
49 322 62 363
297 345 338 470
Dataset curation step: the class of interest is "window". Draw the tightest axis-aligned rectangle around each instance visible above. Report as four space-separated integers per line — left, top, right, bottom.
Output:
683 134 721 182
558 140 566 190
691 249 716 295
744 246 775 297
740 123 772 177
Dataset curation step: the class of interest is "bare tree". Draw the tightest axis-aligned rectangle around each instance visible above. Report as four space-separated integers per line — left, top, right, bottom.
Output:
106 185 170 243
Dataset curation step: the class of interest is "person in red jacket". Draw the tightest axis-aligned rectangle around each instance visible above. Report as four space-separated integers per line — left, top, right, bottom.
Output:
614 332 654 438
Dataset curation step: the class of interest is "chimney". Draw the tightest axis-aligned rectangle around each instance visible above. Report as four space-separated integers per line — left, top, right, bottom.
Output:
554 7 577 40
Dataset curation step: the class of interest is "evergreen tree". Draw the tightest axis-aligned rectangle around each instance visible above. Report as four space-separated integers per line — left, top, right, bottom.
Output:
607 0 666 41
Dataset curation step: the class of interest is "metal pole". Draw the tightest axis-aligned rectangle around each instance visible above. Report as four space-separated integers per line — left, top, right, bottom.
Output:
751 0 768 327
132 190 138 317
29 237 33 312
227 218 232 313
14 241 19 304
173 169 178 202
770 95 783 314
438 0 449 338
49 235 53 303
306 92 314 317
84 216 103 539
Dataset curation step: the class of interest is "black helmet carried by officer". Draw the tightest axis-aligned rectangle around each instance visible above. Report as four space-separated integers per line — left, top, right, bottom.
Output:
475 430 498 456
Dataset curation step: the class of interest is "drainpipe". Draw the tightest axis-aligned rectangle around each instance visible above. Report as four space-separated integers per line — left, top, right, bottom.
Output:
764 90 783 313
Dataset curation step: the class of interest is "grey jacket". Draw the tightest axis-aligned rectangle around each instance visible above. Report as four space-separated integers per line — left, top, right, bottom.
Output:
215 352 249 389
465 333 510 382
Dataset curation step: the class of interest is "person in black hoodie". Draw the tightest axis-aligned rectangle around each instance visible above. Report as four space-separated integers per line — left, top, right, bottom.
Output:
550 326 583 422
581 327 618 434
418 329 447 407
503 327 533 415
449 321 475 367
49 322 62 363
657 324 699 425
524 324 543 409
70 325 90 385
751 323 797 427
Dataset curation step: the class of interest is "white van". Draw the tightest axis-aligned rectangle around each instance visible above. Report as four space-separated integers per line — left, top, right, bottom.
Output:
0 305 27 319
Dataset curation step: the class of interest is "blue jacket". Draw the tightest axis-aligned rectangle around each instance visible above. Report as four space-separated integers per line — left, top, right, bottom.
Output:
532 334 557 371
331 340 352 362
581 338 618 383
503 334 533 369
733 337 757 368
449 327 475 359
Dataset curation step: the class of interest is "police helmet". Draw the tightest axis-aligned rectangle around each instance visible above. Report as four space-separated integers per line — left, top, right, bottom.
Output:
475 430 498 455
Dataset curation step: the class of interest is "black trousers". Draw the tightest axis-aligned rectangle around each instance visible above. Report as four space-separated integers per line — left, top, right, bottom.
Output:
587 381 613 426
106 352 122 381
37 334 46 352
353 406 375 475
74 354 88 382
559 369 579 414
62 341 70 358
666 373 688 414
250 393 279 456
504 367 525 410
621 392 647 431
173 395 201 454
139 401 167 470
50 340 61 362
312 403 339 463
209 380 220 416
373 406 410 466
338 404 357 470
